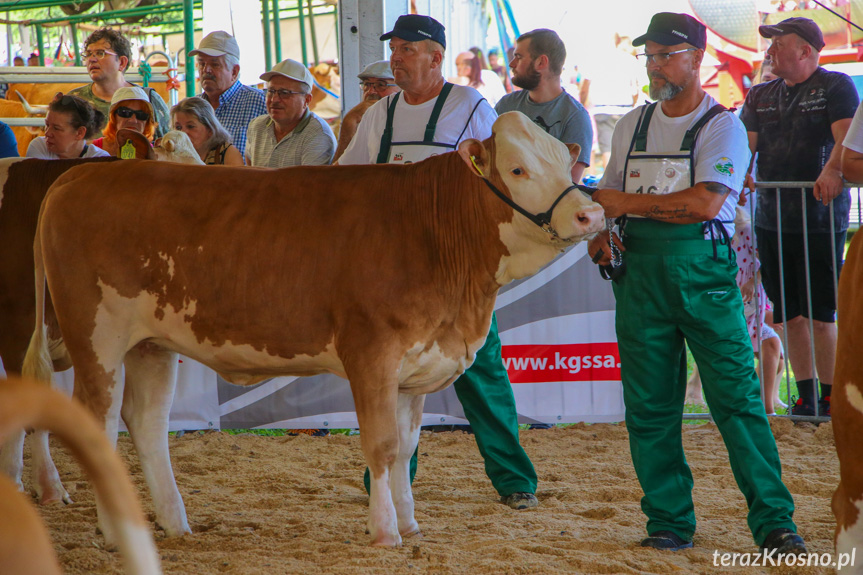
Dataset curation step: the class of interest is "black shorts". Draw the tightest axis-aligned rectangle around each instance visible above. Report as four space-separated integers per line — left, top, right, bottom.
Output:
754 226 844 323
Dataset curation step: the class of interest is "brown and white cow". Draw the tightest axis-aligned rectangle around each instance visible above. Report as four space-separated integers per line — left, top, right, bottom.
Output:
833 230 863 568
0 376 160 575
24 112 603 546
0 129 204 505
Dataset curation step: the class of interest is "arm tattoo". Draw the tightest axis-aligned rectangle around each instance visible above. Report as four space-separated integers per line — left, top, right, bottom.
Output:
640 205 693 220
704 182 732 195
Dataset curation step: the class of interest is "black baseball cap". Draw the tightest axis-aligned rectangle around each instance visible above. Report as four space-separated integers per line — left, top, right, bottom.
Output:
633 12 706 50
759 17 825 52
380 15 446 49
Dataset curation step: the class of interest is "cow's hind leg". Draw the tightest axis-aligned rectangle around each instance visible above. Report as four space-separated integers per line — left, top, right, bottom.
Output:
122 342 190 537
392 392 424 538
28 430 70 504
349 365 401 546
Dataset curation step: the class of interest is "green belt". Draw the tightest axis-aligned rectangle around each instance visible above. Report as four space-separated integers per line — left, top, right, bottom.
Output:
624 237 719 255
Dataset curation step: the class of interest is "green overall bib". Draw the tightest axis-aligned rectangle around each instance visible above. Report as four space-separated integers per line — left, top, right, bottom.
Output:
364 86 537 497
612 103 796 544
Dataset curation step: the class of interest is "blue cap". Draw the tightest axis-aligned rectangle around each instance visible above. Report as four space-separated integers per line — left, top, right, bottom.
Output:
380 15 446 49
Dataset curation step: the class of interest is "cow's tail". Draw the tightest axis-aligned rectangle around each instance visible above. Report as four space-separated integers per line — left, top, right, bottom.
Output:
22 202 54 388
0 376 162 575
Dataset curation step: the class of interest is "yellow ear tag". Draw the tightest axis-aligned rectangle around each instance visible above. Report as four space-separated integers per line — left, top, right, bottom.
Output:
120 139 137 159
470 155 485 177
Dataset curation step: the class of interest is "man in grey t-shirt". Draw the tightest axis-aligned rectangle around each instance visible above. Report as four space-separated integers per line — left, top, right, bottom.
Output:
495 28 593 183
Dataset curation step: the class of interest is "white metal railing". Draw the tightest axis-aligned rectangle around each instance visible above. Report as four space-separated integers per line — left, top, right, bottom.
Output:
746 181 852 421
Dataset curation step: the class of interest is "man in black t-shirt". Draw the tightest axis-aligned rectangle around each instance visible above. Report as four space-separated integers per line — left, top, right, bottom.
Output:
740 17 859 417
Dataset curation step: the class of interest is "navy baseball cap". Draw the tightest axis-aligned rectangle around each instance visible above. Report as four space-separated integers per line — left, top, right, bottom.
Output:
633 12 707 50
380 15 446 49
759 17 825 52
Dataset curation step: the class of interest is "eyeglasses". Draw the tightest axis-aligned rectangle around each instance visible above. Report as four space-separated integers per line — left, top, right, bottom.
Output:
636 48 698 66
82 49 118 60
266 88 305 99
360 81 398 91
115 106 150 122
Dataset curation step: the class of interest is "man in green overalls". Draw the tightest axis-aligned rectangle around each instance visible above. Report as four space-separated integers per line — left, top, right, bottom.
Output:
588 13 806 554
337 14 537 510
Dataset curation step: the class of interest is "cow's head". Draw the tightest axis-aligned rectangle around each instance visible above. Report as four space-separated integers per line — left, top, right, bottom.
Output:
458 111 604 249
14 91 48 136
117 129 205 165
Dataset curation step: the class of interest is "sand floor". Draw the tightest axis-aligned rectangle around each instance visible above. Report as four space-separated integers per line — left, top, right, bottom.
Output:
28 418 840 574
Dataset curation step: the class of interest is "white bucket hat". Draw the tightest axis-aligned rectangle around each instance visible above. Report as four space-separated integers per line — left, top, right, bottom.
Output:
109 86 153 116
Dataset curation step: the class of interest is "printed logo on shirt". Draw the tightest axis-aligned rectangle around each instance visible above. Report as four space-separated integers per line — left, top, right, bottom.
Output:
393 153 403 161
629 168 641 178
665 168 676 178
713 157 734 177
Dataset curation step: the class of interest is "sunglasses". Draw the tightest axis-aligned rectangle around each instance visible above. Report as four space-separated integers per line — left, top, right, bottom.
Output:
115 106 150 121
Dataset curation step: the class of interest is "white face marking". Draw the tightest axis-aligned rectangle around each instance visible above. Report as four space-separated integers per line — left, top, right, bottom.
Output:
846 381 863 415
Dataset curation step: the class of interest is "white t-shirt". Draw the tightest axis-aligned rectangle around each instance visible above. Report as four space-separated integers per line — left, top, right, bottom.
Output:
843 100 863 152
26 137 111 160
338 83 497 166
478 70 506 107
599 93 750 236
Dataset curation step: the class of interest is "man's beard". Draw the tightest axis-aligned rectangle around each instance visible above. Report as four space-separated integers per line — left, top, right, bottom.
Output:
649 74 684 101
512 62 541 91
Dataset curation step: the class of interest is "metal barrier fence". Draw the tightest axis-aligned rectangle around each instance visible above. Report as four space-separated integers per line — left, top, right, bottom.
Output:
686 181 857 424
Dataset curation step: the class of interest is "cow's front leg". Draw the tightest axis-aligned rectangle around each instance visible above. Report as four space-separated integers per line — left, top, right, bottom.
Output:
350 369 401 546
392 392 424 538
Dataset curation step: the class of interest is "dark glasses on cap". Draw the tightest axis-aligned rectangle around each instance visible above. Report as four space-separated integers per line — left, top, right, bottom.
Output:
116 106 150 121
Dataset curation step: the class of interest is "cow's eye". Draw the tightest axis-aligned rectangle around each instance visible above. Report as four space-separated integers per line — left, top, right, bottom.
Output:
511 168 524 176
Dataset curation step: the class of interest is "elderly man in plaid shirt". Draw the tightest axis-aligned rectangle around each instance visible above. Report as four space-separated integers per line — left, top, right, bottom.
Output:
190 31 266 159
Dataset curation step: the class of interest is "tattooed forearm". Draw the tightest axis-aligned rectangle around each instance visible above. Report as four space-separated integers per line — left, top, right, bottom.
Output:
705 182 732 195
641 205 693 220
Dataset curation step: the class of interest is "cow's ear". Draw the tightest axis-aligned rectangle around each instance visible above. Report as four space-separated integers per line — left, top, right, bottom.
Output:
117 128 156 160
457 139 488 177
566 143 581 169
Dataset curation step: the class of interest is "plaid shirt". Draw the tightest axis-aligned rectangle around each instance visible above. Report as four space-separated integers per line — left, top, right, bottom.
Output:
201 81 266 158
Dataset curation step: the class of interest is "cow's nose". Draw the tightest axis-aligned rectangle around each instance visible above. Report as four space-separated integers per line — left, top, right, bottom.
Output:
574 204 605 234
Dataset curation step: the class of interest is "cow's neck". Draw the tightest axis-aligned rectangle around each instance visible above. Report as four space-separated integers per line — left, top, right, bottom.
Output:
494 224 563 285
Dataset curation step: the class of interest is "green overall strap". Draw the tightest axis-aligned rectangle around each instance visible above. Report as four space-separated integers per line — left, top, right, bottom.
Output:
679 104 727 152
375 92 401 164
423 82 454 143
633 102 657 152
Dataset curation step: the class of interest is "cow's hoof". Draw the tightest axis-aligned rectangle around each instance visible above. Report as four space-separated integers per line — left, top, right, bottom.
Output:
38 488 72 506
501 492 538 510
401 528 423 539
370 533 402 547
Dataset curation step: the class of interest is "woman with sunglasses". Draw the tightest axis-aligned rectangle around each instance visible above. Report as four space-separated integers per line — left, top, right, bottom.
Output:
25 93 109 159
170 97 244 165
92 86 157 156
